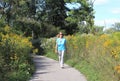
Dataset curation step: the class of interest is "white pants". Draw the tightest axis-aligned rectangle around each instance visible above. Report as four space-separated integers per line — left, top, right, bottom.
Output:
58 50 65 67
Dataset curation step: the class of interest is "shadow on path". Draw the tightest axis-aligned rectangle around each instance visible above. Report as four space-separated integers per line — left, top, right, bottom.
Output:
29 55 87 81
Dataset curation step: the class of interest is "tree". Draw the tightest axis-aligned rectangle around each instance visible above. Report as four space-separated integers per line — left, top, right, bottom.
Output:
45 0 67 29
0 0 34 25
0 0 95 36
94 25 104 35
104 28 116 34
112 22 120 31
65 0 95 34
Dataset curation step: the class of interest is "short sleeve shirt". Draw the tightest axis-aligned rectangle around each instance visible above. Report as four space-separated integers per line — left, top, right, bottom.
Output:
56 38 66 51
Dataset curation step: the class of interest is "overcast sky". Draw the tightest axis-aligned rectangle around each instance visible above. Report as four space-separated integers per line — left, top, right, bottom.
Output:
93 0 120 29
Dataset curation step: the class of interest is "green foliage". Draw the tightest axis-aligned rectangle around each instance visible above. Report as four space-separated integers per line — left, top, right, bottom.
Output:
112 22 120 31
40 22 60 37
65 0 95 34
0 25 35 81
0 18 6 27
104 28 116 34
45 0 67 29
93 25 104 35
6 70 31 81
75 61 101 81
0 0 95 36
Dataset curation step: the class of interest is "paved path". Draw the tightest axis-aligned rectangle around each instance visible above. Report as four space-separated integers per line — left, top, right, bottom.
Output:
29 55 87 81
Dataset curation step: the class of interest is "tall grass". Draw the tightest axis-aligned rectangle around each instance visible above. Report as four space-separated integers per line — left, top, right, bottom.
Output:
43 32 120 81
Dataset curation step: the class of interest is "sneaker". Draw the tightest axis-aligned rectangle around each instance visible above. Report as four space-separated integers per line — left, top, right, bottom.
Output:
61 66 64 69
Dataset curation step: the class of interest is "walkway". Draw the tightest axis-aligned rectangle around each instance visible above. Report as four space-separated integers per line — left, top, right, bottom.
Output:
29 55 87 81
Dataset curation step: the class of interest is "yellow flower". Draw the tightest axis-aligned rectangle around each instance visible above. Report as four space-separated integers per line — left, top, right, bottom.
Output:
33 48 38 54
103 40 112 47
115 65 120 73
74 46 78 49
86 41 89 48
4 25 11 32
100 34 108 39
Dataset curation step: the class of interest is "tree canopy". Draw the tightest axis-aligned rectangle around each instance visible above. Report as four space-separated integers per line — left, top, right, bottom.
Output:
0 0 95 37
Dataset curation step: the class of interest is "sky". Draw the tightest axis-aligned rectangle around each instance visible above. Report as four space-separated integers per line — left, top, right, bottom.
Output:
93 0 120 29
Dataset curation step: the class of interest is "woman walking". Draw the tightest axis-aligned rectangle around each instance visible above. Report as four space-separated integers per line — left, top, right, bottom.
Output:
55 32 67 68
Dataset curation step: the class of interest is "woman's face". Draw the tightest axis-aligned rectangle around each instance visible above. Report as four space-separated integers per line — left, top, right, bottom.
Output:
59 32 63 38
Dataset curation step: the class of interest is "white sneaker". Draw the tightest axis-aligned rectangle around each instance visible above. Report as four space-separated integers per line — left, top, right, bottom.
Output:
60 65 64 68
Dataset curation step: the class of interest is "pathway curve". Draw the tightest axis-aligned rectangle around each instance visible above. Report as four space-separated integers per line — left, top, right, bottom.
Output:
29 55 87 81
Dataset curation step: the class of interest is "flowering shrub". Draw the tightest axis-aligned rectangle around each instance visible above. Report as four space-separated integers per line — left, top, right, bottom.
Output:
0 25 34 81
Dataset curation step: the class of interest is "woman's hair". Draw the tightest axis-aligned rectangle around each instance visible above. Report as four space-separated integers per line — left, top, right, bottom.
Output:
59 32 63 35
59 32 64 38
56 34 60 38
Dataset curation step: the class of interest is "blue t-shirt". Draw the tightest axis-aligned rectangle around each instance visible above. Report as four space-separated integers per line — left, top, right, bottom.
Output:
56 38 66 51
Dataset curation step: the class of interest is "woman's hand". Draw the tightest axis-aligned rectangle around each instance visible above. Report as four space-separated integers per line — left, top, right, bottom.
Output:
55 50 58 54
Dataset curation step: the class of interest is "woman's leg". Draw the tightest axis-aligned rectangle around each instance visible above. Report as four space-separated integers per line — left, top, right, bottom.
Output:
60 50 65 68
58 51 61 65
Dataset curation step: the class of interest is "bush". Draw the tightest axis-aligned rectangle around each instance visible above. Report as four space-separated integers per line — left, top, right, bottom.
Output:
6 71 31 81
0 25 35 81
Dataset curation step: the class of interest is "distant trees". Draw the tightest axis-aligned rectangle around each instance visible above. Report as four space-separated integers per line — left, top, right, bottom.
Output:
103 22 120 34
112 22 120 31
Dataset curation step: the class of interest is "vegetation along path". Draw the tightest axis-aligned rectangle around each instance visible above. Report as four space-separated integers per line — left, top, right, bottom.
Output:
29 55 87 81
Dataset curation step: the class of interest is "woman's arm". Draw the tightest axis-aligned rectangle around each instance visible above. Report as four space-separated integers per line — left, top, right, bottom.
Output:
55 42 58 54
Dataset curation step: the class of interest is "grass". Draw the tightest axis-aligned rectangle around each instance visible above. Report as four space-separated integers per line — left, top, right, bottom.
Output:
45 50 101 81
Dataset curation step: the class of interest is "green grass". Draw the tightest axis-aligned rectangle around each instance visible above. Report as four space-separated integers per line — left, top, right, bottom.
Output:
74 61 102 81
45 50 58 61
45 50 102 81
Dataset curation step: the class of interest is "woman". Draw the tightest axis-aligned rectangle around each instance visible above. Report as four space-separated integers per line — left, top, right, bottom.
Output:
55 32 67 68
